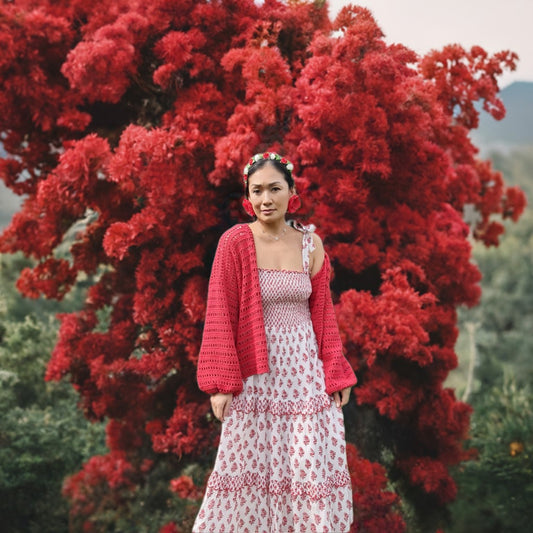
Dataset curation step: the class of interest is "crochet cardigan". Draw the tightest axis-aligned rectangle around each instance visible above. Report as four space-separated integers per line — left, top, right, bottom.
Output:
197 223 357 396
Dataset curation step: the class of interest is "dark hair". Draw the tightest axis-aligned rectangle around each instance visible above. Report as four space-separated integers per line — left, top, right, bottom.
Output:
245 159 295 196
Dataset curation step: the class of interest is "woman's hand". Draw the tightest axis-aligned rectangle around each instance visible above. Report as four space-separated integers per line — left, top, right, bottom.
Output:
332 387 351 408
210 392 233 422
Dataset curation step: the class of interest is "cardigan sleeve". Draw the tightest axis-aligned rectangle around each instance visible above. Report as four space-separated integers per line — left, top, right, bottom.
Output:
310 253 357 395
196 233 244 395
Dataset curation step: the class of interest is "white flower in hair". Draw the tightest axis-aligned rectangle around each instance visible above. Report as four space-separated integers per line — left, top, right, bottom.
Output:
243 151 294 183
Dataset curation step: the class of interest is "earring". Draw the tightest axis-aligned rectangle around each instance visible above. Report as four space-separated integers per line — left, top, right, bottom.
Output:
287 194 301 214
242 198 255 217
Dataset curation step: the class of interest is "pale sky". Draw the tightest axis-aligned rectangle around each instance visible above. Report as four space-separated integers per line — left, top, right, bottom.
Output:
329 0 533 88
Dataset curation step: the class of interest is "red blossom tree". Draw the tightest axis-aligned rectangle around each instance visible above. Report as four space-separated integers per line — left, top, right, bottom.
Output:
0 1 525 531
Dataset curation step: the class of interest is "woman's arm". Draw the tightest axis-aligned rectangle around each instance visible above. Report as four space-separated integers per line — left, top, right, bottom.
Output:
309 250 357 395
310 232 325 277
197 232 243 395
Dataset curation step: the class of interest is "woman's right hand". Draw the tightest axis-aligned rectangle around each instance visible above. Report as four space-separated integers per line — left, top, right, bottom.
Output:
210 392 233 422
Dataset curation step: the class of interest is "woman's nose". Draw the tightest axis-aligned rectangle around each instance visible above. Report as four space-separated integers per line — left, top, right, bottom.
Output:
262 192 273 204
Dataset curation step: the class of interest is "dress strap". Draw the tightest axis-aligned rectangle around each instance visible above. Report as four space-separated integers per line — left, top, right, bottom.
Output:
302 229 316 275
288 220 316 275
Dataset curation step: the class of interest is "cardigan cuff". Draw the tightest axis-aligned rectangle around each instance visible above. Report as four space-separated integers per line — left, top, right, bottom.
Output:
325 373 358 395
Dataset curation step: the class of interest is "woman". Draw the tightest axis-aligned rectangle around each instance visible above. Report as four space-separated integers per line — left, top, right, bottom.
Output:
194 152 357 532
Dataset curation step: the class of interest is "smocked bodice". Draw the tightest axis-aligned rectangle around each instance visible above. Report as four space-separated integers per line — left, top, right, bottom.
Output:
258 224 316 330
258 269 312 329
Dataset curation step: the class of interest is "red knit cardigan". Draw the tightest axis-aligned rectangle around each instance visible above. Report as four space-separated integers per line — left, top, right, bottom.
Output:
197 223 357 395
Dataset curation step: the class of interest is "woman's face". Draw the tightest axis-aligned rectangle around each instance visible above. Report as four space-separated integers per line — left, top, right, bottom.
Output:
247 163 293 224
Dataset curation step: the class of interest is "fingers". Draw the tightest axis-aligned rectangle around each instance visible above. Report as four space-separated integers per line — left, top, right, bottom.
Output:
210 393 233 422
222 398 232 420
341 387 351 406
332 387 352 408
212 398 224 421
333 391 341 408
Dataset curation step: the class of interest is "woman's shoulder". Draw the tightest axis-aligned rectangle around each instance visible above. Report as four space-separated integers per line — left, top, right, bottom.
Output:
288 220 323 247
215 224 254 259
218 223 251 242
287 219 316 235
310 230 324 251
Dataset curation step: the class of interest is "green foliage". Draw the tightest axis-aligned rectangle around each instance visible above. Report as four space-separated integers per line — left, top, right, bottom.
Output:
490 147 533 195
449 377 533 533
449 145 533 531
0 252 88 322
0 257 106 532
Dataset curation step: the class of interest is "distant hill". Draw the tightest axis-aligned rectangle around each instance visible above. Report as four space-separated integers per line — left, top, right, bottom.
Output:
0 185 20 230
0 144 22 231
471 81 533 153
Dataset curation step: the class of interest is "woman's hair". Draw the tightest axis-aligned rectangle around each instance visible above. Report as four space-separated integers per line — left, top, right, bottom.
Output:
245 158 295 196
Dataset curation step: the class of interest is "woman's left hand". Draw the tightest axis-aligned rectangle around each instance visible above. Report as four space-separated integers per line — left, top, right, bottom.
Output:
332 387 352 408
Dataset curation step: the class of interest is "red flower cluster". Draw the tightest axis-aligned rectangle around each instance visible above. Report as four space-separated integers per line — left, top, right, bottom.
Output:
62 451 136 531
170 475 204 501
147 390 216 459
0 0 524 528
346 443 405 532
159 523 183 533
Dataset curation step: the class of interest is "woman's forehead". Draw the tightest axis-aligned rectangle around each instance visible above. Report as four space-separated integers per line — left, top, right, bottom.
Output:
248 164 286 186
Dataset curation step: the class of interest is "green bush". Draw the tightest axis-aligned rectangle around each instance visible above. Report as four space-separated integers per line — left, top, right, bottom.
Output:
0 253 106 532
450 378 533 533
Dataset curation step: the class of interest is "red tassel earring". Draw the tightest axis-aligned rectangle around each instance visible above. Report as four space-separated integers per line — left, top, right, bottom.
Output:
242 198 255 217
287 194 301 214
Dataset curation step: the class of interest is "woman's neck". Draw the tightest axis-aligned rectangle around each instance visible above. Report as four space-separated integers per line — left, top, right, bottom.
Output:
253 219 288 239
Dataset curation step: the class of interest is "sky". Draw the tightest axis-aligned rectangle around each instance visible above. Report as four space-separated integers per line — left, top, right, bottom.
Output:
328 0 533 88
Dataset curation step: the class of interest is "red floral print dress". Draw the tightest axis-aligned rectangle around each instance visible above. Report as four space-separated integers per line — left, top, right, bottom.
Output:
193 226 353 533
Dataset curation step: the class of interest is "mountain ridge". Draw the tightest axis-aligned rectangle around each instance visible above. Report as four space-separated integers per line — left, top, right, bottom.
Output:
471 80 533 153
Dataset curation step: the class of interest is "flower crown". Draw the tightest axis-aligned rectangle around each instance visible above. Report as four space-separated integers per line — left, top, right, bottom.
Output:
243 152 294 184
